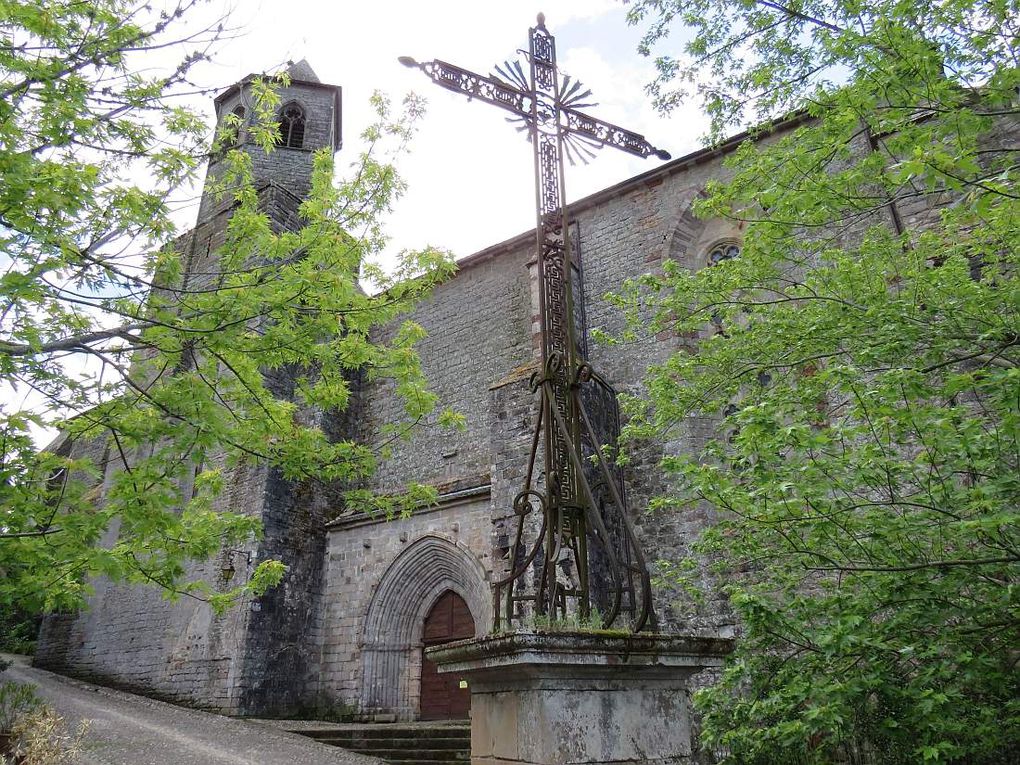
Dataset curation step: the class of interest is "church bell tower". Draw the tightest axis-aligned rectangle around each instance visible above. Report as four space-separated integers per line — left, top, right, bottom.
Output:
198 59 342 221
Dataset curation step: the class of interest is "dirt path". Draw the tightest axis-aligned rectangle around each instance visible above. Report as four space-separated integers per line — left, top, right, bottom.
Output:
1 655 380 765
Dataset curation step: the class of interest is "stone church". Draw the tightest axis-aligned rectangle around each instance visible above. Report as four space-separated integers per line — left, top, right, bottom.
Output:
35 60 748 721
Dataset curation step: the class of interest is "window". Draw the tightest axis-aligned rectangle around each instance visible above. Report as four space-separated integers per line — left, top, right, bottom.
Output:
277 102 306 148
212 106 246 161
229 105 246 145
707 240 740 266
705 240 741 332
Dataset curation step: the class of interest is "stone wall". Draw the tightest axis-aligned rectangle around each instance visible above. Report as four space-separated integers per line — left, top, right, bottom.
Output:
351 145 750 639
35 453 265 714
355 244 534 496
570 163 743 636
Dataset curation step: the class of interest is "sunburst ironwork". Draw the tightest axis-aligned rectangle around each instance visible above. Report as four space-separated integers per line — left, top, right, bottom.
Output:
401 14 670 632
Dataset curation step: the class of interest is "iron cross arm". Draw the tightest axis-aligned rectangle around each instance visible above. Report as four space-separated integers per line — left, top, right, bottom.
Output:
399 56 670 162
561 106 671 160
399 57 531 122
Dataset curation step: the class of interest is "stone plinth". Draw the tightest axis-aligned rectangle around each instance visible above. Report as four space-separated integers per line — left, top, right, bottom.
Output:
425 631 733 765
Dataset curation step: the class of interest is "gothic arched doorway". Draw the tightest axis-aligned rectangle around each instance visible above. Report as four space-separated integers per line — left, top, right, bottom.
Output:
359 535 490 720
420 590 475 720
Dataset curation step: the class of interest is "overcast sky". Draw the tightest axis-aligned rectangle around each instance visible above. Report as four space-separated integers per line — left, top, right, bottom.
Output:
186 0 706 266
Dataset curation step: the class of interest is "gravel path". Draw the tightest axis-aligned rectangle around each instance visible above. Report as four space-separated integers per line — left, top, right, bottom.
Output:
1 655 381 765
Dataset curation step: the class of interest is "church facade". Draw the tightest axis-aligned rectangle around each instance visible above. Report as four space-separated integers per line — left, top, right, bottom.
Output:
35 61 759 719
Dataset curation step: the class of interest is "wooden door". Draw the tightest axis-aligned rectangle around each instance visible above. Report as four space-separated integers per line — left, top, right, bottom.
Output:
420 590 475 720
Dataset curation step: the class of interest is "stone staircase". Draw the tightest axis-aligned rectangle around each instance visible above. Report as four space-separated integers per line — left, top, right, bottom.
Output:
296 722 470 765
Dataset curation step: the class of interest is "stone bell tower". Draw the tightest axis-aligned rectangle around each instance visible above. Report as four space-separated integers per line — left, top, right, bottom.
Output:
198 59 342 221
34 59 347 718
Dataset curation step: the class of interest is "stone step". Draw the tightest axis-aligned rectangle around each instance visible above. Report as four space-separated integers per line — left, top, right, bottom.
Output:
315 736 469 749
303 726 469 740
351 749 468 762
297 723 470 765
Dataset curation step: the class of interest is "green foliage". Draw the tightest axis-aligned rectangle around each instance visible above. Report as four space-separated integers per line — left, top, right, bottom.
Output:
0 2 455 616
0 605 39 655
522 609 609 633
0 681 41 732
624 0 1019 762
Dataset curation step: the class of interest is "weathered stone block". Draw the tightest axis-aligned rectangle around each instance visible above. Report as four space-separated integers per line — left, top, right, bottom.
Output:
427 631 733 765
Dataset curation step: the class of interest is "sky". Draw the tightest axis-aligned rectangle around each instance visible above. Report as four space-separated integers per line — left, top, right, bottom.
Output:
182 0 707 266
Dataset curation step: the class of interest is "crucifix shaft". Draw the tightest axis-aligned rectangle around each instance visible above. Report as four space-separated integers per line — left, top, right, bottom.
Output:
401 15 669 631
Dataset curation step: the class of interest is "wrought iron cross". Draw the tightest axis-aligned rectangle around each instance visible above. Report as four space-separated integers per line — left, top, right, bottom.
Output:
401 14 669 632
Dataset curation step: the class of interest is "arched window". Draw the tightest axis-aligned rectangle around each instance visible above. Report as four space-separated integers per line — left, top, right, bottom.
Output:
212 105 247 161
277 102 306 148
707 240 740 266
705 240 741 332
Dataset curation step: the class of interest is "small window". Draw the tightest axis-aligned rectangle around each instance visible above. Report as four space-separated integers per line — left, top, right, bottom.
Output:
277 102 306 148
705 240 741 332
707 241 740 265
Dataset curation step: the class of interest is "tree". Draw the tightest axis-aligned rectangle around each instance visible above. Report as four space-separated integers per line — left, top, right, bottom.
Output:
621 0 1019 762
0 1 455 614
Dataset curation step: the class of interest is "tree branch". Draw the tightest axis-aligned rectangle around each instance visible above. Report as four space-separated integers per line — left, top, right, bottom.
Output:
809 556 1019 573
0 324 146 357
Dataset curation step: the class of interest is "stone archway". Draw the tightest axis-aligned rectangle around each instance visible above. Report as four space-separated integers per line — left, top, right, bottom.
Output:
358 535 490 720
665 194 709 265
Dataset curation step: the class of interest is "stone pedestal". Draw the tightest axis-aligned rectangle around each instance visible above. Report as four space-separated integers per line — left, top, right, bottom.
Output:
425 631 733 765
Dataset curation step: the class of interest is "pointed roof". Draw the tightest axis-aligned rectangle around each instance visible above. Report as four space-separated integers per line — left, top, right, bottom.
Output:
286 58 320 83
214 58 337 110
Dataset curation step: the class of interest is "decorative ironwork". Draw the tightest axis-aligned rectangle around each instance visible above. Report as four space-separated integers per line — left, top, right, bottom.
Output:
401 14 670 632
